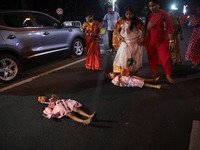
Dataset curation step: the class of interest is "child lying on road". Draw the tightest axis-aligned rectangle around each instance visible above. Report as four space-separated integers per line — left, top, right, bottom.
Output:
38 94 95 125
108 73 161 89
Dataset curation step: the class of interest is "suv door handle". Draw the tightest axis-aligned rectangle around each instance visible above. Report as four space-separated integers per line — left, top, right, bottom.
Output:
7 35 16 39
43 31 49 35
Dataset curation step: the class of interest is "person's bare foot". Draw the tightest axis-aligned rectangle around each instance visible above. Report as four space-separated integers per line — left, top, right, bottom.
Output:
166 75 173 84
90 112 96 119
155 85 161 89
152 72 158 79
192 64 198 69
155 76 160 82
108 72 116 79
83 118 91 126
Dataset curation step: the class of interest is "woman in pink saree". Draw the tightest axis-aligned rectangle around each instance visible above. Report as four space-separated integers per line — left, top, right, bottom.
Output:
82 11 102 70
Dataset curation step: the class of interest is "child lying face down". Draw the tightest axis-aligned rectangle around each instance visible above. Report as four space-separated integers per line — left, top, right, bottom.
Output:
108 73 161 89
38 94 95 125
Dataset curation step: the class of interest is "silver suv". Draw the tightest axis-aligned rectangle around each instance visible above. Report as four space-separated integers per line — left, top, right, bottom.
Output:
0 10 84 83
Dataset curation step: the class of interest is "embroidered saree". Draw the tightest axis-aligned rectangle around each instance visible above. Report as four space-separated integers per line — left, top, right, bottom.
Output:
170 15 183 64
82 21 101 70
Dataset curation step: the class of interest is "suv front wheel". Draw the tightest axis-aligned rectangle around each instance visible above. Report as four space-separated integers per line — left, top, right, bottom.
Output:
0 54 20 83
71 38 84 57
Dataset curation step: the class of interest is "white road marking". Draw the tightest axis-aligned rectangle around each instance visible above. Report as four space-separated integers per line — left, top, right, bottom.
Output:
0 58 86 93
189 120 200 150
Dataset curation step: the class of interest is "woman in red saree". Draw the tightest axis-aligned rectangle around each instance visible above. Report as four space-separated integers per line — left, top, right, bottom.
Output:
145 0 174 83
82 11 102 70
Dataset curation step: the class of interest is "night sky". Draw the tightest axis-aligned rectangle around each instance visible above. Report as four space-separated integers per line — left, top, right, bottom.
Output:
0 0 199 23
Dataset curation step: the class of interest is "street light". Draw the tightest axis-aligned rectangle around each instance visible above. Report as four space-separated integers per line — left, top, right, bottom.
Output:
171 4 178 10
113 0 115 11
183 5 188 15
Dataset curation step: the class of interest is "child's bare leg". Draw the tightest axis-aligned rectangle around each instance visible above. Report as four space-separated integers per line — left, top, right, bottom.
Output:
144 83 161 89
73 107 95 119
66 112 91 125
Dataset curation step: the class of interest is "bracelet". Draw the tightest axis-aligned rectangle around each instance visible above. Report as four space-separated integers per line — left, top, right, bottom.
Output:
169 40 174 43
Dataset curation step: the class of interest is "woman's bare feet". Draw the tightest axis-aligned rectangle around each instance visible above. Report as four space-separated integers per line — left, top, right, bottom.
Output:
83 118 92 126
155 76 160 82
152 72 159 79
166 75 173 84
192 64 198 69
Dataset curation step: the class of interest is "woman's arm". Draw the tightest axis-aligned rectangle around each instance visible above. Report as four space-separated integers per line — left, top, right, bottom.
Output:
165 14 175 50
82 23 88 36
137 22 145 45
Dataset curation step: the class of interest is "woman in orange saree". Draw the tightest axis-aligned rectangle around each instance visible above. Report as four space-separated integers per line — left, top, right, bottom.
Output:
82 11 102 70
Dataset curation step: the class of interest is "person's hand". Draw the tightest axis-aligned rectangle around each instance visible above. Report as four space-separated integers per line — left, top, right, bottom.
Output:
119 35 125 42
138 37 144 45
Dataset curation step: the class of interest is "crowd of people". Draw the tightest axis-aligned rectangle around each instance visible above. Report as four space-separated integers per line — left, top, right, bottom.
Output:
82 0 200 84
38 0 200 125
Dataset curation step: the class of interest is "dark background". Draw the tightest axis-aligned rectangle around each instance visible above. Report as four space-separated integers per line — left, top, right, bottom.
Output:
0 0 199 23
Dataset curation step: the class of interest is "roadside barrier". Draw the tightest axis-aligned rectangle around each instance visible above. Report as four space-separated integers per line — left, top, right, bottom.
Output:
99 28 106 54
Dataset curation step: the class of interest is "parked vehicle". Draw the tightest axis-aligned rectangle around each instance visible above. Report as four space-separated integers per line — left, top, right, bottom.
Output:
63 21 83 31
0 10 85 83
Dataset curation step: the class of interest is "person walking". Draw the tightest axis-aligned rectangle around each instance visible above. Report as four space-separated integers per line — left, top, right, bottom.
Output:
108 6 145 77
168 10 184 65
185 5 200 68
82 10 102 70
145 0 174 84
101 6 120 52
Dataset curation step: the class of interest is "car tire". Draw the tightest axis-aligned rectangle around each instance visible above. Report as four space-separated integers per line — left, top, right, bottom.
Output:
71 38 84 57
0 54 20 83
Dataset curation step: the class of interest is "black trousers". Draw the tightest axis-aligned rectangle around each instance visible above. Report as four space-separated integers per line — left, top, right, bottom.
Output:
108 30 114 49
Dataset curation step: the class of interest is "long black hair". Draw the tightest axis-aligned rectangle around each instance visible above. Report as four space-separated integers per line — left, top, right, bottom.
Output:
146 0 160 6
123 6 137 31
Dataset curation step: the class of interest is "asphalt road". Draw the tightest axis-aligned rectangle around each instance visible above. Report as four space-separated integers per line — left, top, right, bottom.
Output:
0 27 200 150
